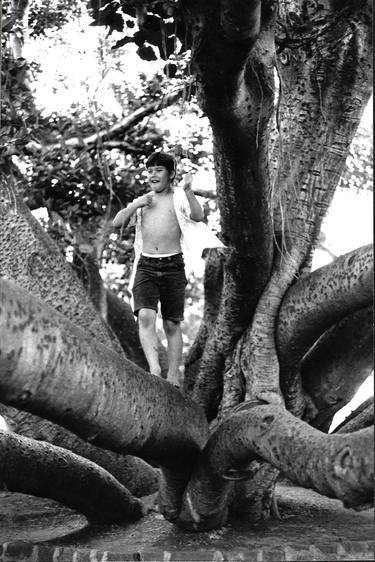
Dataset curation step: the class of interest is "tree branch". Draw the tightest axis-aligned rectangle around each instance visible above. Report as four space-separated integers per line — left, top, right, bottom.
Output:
0 429 144 522
277 245 373 413
25 87 188 153
301 306 373 431
190 9 277 417
0 404 159 497
333 397 374 434
0 174 123 354
176 405 374 530
0 278 208 470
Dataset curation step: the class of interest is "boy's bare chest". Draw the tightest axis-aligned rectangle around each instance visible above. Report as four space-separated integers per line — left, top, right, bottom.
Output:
142 196 178 228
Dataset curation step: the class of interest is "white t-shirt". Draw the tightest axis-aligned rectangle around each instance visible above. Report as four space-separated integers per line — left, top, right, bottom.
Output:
128 186 225 293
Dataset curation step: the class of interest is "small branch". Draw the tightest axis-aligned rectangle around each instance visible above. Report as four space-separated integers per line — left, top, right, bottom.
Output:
333 397 374 434
25 86 189 153
99 140 144 153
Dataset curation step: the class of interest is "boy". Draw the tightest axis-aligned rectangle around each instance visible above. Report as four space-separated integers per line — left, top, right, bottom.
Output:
113 152 223 386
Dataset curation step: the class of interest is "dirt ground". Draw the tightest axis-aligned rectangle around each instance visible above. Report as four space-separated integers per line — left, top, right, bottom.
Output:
0 483 373 561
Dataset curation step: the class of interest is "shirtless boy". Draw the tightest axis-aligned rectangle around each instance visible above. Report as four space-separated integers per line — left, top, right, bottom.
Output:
113 152 205 386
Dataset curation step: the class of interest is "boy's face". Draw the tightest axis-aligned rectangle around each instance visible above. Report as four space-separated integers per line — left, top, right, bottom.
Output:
147 165 173 193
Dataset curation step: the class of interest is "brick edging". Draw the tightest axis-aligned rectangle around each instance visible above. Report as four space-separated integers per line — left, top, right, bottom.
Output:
1 540 374 561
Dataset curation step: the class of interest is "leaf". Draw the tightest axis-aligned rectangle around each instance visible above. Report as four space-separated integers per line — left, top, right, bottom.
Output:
111 36 134 50
137 45 157 61
163 63 177 78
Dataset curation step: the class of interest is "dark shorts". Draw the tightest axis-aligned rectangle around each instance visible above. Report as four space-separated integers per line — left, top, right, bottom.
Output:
132 253 187 322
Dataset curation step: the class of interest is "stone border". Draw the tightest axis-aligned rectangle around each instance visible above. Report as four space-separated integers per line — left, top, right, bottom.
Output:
0 541 374 561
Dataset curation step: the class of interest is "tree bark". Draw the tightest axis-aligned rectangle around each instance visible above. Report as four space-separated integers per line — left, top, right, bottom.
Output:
0 174 121 352
183 0 372 523
333 397 374 434
177 404 373 530
0 404 159 497
188 2 276 418
270 0 373 416
277 245 373 415
0 278 208 469
0 429 144 522
184 248 226 393
0 175 167 502
301 306 373 431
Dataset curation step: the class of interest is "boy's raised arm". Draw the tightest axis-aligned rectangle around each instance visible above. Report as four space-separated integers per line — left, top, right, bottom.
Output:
183 174 204 222
113 192 154 228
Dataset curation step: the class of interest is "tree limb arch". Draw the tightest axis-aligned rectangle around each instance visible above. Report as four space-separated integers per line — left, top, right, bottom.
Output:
175 405 373 530
277 244 373 411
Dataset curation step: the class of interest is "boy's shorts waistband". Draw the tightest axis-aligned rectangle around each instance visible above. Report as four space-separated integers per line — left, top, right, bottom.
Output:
140 252 183 263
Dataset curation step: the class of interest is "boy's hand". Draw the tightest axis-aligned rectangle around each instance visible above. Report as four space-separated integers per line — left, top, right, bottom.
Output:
135 191 154 208
183 173 194 191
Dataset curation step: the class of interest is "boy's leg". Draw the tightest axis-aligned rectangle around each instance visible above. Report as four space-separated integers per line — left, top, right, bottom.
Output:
163 319 183 385
138 308 161 376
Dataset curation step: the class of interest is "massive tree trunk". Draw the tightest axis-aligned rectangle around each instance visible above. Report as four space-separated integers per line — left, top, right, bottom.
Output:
179 0 373 523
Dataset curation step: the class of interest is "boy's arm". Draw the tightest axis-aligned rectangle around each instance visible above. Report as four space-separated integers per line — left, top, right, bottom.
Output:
113 192 154 228
183 174 205 222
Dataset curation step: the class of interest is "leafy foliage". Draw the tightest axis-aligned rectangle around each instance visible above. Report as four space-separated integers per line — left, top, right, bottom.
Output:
340 123 373 192
89 0 189 64
0 53 36 160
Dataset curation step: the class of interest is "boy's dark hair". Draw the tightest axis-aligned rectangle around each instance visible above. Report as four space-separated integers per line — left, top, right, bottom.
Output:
146 151 176 175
